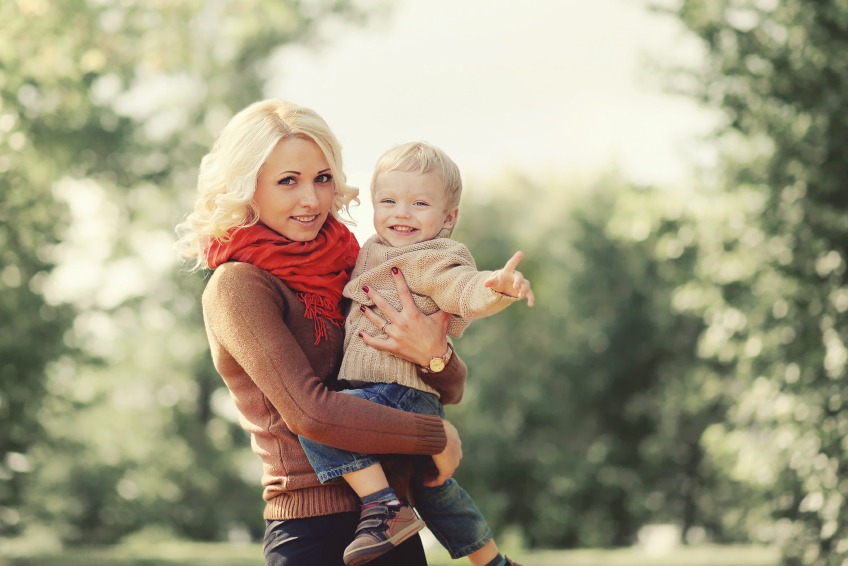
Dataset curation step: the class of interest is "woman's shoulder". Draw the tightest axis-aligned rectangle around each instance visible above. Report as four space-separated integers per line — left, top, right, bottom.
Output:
203 262 293 307
208 260 268 282
206 261 270 292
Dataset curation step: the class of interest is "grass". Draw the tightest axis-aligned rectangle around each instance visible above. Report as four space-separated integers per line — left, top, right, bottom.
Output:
426 543 779 566
2 541 780 566
3 541 264 566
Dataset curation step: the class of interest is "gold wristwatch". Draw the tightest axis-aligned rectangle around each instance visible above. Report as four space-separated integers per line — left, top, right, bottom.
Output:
420 345 453 373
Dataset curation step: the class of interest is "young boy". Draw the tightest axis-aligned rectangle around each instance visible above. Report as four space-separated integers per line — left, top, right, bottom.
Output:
298 142 533 566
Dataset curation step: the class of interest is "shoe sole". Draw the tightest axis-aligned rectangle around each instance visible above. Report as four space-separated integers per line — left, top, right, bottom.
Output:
343 517 426 566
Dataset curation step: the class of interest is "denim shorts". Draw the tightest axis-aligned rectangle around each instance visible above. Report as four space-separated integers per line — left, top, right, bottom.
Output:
298 382 493 558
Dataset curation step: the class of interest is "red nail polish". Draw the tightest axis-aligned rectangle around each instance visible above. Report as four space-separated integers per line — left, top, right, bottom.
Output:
360 305 367 312
358 332 364 338
362 285 370 293
391 267 399 275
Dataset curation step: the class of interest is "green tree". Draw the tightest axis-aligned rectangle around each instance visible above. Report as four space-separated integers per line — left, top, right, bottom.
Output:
659 0 848 563
450 174 720 548
1 0 386 547
0 77 73 540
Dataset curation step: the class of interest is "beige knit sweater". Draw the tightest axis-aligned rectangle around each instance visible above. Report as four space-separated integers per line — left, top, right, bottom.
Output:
340 236 518 396
202 261 467 520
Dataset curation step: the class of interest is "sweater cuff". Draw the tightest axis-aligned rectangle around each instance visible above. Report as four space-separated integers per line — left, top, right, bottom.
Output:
412 414 447 454
488 286 521 305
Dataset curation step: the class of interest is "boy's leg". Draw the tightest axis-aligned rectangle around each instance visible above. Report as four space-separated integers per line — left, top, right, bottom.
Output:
343 463 391 499
342 385 521 565
338 384 428 565
379 385 505 563
466 541 500 566
343 493 425 566
300 444 423 566
411 471 496 563
297 432 380 485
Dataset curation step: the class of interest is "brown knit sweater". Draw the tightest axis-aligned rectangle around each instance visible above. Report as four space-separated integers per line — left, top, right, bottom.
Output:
202 261 467 520
340 236 517 396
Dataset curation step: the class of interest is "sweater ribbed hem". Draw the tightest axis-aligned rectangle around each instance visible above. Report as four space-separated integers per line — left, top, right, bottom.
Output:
413 413 447 454
263 484 361 520
339 345 440 397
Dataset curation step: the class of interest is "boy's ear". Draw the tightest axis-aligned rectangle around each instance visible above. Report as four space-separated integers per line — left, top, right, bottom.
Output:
443 207 460 230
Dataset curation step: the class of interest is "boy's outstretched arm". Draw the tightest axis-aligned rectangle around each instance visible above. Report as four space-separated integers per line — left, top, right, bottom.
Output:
483 251 536 307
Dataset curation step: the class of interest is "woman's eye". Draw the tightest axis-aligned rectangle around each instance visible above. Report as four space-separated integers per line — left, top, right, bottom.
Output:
278 176 296 186
316 173 333 183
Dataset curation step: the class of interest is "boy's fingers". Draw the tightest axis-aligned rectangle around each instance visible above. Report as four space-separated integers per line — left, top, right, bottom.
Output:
502 251 524 274
483 272 500 288
512 270 525 289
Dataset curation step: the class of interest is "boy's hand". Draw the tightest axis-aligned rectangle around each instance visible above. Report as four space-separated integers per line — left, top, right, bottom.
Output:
484 251 535 307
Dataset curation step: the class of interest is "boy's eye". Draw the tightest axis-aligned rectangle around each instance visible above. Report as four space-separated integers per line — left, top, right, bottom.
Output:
380 198 395 205
413 201 429 207
316 173 333 183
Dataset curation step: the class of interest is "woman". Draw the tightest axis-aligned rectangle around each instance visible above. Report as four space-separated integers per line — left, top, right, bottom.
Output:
175 99 465 565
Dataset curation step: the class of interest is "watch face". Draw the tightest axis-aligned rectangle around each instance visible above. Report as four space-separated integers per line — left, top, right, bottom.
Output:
429 358 446 372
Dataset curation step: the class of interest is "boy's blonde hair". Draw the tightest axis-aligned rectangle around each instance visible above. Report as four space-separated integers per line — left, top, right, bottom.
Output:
370 141 462 210
174 99 359 270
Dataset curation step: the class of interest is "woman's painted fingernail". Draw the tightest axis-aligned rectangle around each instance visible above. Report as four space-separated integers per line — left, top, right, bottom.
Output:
358 332 364 338
391 267 399 275
360 305 367 313
362 285 370 293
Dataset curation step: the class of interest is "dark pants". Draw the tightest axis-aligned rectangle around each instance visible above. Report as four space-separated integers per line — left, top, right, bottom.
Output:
264 511 427 566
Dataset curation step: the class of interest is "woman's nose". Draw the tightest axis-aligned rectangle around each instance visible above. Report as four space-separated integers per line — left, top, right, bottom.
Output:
300 184 319 207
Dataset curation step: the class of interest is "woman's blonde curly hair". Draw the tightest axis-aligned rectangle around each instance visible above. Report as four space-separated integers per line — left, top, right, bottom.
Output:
174 99 359 271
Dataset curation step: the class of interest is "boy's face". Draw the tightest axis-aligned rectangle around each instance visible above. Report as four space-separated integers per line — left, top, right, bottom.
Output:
372 170 458 247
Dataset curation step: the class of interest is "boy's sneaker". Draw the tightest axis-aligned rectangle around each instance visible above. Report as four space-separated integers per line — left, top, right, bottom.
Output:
342 499 425 566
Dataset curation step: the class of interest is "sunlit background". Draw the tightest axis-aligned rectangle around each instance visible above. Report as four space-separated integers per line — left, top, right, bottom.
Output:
266 0 718 242
2 0 847 564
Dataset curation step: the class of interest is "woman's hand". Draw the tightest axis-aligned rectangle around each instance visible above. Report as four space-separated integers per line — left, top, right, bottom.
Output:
424 419 463 487
358 267 451 367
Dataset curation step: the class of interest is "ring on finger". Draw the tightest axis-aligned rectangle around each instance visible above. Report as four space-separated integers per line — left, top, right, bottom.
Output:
381 320 392 333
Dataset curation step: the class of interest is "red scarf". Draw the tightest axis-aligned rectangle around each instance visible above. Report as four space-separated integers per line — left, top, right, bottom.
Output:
207 215 360 344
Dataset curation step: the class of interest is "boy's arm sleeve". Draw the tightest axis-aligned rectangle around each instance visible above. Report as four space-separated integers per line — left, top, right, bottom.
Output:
404 246 520 321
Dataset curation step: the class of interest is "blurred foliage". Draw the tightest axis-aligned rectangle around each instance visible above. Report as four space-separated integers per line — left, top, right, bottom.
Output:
0 0 387 550
3 0 847 562
652 0 848 564
451 175 731 548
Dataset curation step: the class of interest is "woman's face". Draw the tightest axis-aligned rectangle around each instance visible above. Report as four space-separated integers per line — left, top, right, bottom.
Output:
254 136 335 241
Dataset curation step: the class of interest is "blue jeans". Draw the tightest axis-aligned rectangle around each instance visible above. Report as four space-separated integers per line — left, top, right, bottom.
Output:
298 383 494 559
